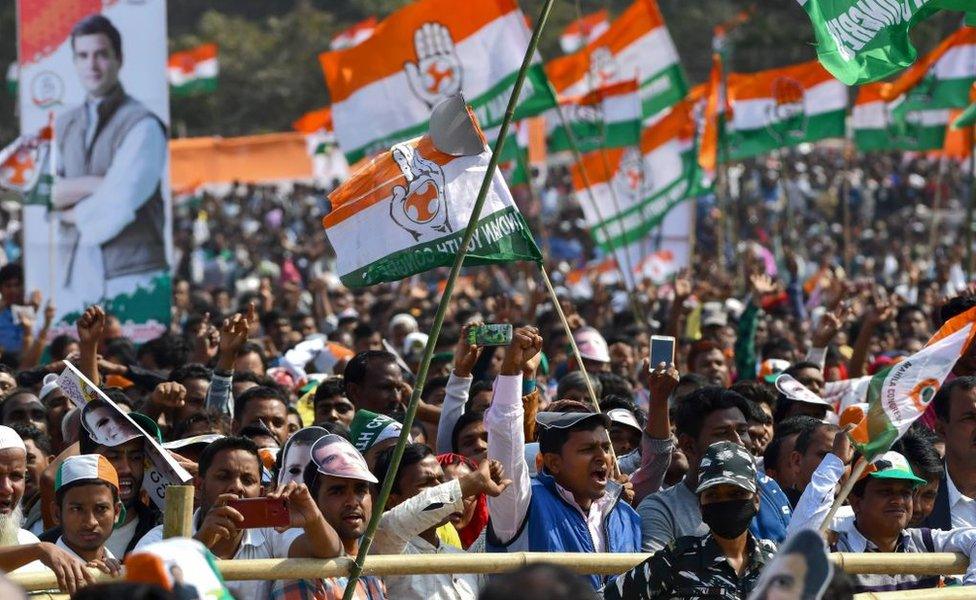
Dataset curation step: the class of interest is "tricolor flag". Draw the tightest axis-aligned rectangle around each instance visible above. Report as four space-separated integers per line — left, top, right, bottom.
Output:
293 106 334 155
853 83 949 151
570 97 700 287
322 99 541 288
5 63 16 96
882 27 976 112
698 53 726 177
726 61 846 160
547 80 642 153
319 0 556 164
955 87 976 129
545 0 687 120
843 305 976 461
0 123 53 205
168 43 218 96
559 9 610 54
330 16 377 50
487 121 531 186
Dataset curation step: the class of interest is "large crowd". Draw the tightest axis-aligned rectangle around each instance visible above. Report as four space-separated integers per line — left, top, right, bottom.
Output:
0 146 969 599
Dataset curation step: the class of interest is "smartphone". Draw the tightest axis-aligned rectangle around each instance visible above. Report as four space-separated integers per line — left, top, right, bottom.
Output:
10 305 35 324
649 335 676 369
468 323 513 346
226 497 290 529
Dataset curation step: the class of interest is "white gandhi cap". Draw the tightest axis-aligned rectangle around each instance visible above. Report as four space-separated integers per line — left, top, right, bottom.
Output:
0 425 26 452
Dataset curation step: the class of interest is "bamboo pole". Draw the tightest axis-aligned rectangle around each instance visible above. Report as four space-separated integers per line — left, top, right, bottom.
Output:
539 264 618 475
8 552 972 592
339 2 557 598
967 124 976 280
853 588 976 600
162 484 195 539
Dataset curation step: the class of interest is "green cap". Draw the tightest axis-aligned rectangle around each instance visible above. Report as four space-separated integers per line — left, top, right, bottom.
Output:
129 412 163 443
862 451 927 487
348 410 405 453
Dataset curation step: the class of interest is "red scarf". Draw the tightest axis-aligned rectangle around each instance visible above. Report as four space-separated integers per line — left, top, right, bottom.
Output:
436 453 488 550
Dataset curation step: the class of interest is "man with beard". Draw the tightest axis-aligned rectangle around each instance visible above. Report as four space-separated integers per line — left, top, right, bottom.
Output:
40 409 162 557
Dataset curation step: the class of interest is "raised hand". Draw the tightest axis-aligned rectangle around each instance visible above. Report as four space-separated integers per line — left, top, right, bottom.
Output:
267 481 323 530
460 459 512 498
76 305 105 347
42 300 56 330
194 493 244 548
216 304 254 372
403 22 462 107
453 322 483 378
749 273 778 297
812 304 853 348
642 360 680 403
150 381 187 410
191 312 219 362
499 326 542 377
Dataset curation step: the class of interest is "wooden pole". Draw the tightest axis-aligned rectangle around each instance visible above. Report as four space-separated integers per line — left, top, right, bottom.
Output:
820 458 869 533
852 588 976 600
8 552 972 591
967 124 976 280
162 484 195 539
539 264 619 475
339 2 557 598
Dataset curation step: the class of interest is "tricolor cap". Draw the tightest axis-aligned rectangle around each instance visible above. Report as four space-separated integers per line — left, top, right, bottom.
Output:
775 374 831 407
860 451 927 487
125 537 232 600
0 425 25 452
349 409 409 453
309 434 378 484
759 359 791 383
573 327 610 363
55 454 120 493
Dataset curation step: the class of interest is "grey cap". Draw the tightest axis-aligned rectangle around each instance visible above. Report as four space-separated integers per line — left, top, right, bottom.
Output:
695 441 758 495
535 411 610 431
701 301 728 328
429 93 485 156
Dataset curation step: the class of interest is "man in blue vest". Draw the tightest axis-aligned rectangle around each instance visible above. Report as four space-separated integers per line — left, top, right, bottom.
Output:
484 326 641 592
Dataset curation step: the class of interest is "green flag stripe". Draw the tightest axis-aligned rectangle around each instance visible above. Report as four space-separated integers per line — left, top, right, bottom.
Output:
728 110 846 160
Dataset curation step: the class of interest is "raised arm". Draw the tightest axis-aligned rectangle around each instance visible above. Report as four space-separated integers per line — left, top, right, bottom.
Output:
786 427 852 536
485 326 542 545
207 304 255 419
76 306 105 386
631 360 679 504
436 323 481 453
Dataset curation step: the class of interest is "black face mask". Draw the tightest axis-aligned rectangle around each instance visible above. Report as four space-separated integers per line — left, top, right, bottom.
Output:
701 498 757 539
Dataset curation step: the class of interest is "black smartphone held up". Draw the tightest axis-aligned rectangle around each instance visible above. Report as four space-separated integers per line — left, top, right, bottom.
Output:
468 323 514 346
649 335 676 369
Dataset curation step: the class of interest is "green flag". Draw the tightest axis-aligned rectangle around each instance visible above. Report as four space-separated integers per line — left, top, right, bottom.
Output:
955 101 976 129
797 0 946 85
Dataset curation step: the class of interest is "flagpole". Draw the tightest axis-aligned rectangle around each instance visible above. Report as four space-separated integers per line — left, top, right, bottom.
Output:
553 106 648 326
968 124 976 280
340 1 557 597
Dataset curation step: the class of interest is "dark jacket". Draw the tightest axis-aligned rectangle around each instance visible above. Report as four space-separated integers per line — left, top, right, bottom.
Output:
923 470 952 531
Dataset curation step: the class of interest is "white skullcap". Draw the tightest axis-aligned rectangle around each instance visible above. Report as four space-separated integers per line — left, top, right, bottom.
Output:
39 373 60 402
0 426 26 452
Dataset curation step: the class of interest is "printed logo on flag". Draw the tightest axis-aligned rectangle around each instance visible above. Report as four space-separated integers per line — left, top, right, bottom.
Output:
404 23 463 108
588 47 618 86
390 143 452 241
29 71 63 108
909 378 939 412
612 147 647 202
765 76 808 144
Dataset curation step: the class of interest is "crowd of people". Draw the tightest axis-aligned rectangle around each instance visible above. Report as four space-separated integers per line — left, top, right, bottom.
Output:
0 146 968 599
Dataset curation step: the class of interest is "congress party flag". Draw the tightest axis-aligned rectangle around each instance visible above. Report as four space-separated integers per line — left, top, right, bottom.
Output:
843 305 976 461
882 27 976 113
168 43 218 96
545 0 687 120
0 122 53 205
293 106 334 155
726 61 846 160
698 54 727 177
559 9 610 53
319 0 556 164
547 80 642 153
323 98 541 288
571 97 700 254
330 16 377 50
853 82 949 151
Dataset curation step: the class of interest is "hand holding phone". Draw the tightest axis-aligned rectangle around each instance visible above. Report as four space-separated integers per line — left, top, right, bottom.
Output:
468 323 513 346
649 335 676 369
226 497 290 529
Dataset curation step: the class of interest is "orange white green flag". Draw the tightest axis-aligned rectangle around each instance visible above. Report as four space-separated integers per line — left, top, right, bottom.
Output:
882 27 976 113
545 0 687 120
322 99 541 288
167 44 218 96
842 305 976 461
547 79 642 153
726 60 847 160
559 10 610 54
330 17 377 50
852 82 949 151
319 0 555 164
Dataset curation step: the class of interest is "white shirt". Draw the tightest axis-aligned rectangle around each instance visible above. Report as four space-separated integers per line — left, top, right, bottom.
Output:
374 478 479 600
134 507 302 600
55 535 116 562
945 468 976 529
104 514 140 559
12 528 47 573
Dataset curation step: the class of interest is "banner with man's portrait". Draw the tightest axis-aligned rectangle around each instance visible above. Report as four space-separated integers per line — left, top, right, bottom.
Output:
17 0 171 342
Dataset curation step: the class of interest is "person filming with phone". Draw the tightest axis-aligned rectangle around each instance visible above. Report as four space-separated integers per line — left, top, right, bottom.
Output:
133 436 342 599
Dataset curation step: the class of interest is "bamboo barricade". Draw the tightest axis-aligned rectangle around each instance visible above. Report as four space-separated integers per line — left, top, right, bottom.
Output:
853 589 976 599
8 552 973 592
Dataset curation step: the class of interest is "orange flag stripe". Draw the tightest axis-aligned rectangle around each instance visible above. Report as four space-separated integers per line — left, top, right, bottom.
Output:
883 27 976 101
320 0 520 104
727 60 835 102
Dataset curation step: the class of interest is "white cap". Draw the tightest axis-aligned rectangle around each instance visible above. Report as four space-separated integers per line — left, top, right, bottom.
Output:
775 373 831 407
607 408 642 435
39 373 60 402
403 331 429 357
389 313 418 334
0 426 25 452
